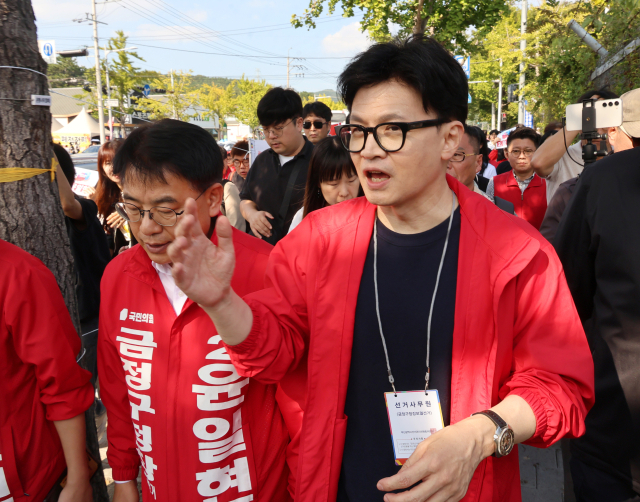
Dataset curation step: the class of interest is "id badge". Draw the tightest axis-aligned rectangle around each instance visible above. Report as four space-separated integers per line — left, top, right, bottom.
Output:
384 390 445 465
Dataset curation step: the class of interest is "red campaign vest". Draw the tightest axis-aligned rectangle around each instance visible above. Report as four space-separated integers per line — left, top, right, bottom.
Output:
492 172 547 230
98 228 290 502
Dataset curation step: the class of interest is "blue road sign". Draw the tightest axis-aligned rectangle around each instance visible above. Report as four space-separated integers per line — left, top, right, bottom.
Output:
454 55 471 79
143 84 151 97
43 43 53 57
468 93 472 104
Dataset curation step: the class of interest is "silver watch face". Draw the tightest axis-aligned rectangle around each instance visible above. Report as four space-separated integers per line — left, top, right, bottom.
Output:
497 428 515 457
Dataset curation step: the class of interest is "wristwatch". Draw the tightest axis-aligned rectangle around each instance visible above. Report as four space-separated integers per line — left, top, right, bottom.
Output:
472 410 515 458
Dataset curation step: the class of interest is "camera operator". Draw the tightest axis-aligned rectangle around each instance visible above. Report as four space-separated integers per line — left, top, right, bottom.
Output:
530 89 619 203
554 87 640 502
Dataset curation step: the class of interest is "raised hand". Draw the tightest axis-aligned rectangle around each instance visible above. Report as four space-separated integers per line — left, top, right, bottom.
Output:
167 198 236 310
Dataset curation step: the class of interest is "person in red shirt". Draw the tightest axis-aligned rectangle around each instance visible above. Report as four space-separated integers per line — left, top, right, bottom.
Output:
167 36 594 502
98 120 289 502
487 127 547 229
0 239 94 502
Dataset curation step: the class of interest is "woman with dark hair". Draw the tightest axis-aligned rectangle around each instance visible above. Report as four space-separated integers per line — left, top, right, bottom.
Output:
288 136 363 233
93 139 134 255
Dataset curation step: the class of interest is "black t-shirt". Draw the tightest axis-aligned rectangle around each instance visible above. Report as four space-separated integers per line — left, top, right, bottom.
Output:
337 209 460 502
239 138 313 245
65 197 111 321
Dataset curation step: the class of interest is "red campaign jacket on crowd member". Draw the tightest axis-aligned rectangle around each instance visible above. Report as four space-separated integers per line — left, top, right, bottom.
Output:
492 172 547 230
98 227 290 502
0 240 94 502
225 175 595 502
488 148 499 167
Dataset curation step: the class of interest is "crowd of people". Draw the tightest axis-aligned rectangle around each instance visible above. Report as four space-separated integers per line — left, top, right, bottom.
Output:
2 33 640 502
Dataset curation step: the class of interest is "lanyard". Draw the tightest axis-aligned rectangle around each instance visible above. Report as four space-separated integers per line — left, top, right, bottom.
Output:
373 190 457 395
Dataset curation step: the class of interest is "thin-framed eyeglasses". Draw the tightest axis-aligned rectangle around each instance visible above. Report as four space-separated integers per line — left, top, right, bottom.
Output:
336 119 449 153
508 148 535 158
114 189 207 227
232 158 250 167
450 151 481 162
260 118 295 138
303 120 327 130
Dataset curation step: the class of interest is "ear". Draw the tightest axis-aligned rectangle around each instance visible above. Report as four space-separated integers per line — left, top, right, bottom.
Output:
475 154 483 174
206 183 224 218
295 116 304 132
607 127 617 143
441 121 464 162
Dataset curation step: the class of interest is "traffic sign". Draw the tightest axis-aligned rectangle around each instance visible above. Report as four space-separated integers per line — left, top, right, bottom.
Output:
105 99 119 108
454 55 470 79
38 40 57 64
143 84 151 97
468 93 472 104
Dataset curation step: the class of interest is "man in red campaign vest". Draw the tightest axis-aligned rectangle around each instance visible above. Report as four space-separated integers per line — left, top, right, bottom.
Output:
167 37 594 502
0 239 94 502
487 127 547 229
98 120 289 502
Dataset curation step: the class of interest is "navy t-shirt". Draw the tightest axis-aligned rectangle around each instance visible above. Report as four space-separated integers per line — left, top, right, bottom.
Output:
337 208 460 502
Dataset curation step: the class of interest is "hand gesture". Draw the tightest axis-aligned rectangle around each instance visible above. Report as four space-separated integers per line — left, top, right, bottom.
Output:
248 210 274 239
377 416 491 502
107 211 126 230
167 198 236 309
85 186 97 200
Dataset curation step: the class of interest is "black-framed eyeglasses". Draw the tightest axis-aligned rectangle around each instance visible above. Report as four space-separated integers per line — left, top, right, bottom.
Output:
303 120 327 130
114 189 207 227
335 119 449 153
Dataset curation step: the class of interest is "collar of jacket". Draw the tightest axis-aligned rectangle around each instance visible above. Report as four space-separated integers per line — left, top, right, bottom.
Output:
506 171 542 187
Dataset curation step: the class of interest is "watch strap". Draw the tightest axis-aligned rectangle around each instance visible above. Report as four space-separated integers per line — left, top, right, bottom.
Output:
472 410 508 430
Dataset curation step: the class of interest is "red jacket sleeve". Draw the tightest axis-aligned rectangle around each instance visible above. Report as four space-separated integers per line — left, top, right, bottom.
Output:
98 295 140 481
225 217 319 383
5 259 93 421
498 238 595 446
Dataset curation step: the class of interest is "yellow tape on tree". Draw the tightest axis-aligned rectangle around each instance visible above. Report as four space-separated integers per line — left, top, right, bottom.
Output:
0 159 57 183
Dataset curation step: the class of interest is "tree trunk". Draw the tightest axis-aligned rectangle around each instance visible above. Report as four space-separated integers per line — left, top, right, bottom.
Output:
413 0 426 34
0 1 109 501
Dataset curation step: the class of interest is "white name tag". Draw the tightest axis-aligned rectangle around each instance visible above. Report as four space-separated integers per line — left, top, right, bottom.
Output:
385 390 445 465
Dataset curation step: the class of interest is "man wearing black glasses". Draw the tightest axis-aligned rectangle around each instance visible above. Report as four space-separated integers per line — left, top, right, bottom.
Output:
97 119 290 502
167 37 594 502
302 100 332 144
239 87 313 245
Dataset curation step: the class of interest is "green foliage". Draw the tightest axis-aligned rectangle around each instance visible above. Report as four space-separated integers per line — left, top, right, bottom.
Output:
136 70 198 121
188 75 234 91
301 93 346 110
47 57 86 87
196 81 237 137
291 0 509 52
233 76 272 129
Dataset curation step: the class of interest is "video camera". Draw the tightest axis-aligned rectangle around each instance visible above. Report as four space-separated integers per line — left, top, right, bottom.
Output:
565 98 623 164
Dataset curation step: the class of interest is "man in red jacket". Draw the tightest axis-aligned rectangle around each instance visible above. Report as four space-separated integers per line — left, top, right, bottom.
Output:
0 239 94 502
486 127 547 229
167 36 594 502
98 120 289 502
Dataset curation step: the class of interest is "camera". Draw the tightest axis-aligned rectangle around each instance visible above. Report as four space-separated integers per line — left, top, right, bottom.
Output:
565 99 623 164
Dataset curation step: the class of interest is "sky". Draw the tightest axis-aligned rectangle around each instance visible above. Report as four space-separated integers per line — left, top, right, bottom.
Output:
34 0 374 93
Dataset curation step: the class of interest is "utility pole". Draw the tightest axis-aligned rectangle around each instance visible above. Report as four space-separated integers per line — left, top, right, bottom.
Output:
498 58 503 130
91 0 105 144
518 0 527 125
170 69 176 119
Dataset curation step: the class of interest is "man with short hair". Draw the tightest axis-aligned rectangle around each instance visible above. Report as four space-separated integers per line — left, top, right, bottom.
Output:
487 127 546 229
230 140 250 193
167 36 593 502
554 87 640 502
302 101 332 144
239 88 313 245
98 119 289 502
531 89 619 202
447 125 514 214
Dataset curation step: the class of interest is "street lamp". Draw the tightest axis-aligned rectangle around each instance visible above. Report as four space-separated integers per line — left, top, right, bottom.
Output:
104 47 137 139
